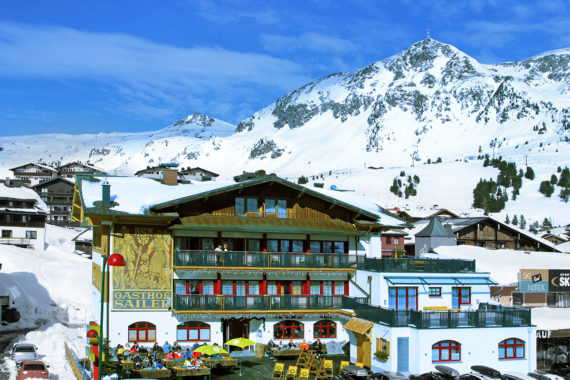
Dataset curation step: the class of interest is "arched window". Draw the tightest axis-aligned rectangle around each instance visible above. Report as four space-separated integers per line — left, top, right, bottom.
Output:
128 322 156 343
274 320 304 339
313 320 336 338
432 340 461 362
499 338 525 359
177 322 211 342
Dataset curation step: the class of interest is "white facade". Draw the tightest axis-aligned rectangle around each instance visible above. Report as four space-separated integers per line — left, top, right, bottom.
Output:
350 323 536 374
0 224 45 250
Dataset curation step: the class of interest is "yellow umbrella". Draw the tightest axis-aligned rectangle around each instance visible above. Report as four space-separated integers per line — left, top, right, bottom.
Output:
192 345 228 380
224 338 256 376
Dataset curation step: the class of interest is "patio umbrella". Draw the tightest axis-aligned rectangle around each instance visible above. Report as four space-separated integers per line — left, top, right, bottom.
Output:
224 337 256 376
193 345 229 380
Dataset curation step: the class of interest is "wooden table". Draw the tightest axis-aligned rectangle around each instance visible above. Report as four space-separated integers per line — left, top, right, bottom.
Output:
273 349 302 358
173 366 210 377
120 360 135 370
202 357 238 368
131 368 171 378
164 359 186 368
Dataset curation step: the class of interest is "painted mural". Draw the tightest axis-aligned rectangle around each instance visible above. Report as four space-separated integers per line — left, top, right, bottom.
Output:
112 225 172 310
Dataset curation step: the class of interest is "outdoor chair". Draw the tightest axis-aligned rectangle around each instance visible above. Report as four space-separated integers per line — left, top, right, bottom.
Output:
323 359 333 377
355 362 363 368
272 362 285 380
285 365 298 380
339 361 350 374
298 368 310 380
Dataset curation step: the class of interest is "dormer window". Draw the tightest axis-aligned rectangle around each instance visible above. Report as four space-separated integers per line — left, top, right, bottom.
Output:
266 199 287 218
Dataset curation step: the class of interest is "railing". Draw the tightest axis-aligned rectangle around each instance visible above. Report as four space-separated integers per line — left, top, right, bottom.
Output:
174 250 362 269
342 298 531 329
173 294 344 311
363 257 476 273
0 237 32 246
234 211 290 218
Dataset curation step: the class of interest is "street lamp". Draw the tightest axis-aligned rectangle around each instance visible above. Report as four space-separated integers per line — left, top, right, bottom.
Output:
99 252 125 380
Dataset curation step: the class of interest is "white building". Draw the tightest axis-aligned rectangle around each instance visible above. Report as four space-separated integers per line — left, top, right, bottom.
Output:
0 182 48 250
346 258 536 374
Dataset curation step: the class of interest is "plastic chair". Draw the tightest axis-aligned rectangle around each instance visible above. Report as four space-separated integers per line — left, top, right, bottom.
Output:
285 365 298 380
298 368 310 380
355 362 363 368
323 359 333 377
272 362 285 380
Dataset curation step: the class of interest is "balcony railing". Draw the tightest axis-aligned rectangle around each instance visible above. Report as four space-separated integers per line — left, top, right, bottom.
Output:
0 237 32 246
174 250 362 270
173 294 344 312
363 257 476 273
342 297 531 329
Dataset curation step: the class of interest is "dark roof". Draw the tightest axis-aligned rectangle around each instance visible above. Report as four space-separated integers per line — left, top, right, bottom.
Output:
10 163 57 172
181 167 219 177
416 217 456 238
152 174 380 221
31 177 74 189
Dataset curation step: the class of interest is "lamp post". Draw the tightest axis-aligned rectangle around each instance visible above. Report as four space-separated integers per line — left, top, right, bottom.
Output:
98 252 125 380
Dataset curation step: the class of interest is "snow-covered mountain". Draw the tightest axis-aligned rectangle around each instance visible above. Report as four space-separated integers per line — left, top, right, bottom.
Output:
0 39 568 224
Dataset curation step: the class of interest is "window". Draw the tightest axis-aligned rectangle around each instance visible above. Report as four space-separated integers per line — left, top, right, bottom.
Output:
314 320 336 338
388 287 418 310
177 322 210 342
334 281 345 295
1 230 12 238
41 188 48 193
310 281 321 295
512 292 523 306
376 338 390 355
222 281 234 295
385 236 392 244
265 199 287 218
429 287 442 297
274 320 304 339
499 338 525 359
235 197 259 216
452 287 471 308
128 322 156 342
432 340 461 362
26 231 37 239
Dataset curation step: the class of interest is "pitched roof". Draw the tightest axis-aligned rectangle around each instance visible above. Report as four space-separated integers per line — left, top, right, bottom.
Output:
10 163 57 172
415 217 456 238
31 177 75 188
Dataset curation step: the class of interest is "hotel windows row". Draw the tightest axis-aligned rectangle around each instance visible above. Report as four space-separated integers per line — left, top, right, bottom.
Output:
174 279 348 296
388 286 472 311
127 319 337 343
432 338 525 362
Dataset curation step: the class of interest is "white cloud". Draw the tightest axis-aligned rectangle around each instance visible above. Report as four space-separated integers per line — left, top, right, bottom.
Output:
0 22 311 121
261 32 357 55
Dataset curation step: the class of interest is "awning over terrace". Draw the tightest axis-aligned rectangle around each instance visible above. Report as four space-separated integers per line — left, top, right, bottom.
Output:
385 276 497 286
344 317 374 335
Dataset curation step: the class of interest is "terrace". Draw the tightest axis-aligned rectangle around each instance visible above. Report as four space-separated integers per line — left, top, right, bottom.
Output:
343 297 531 329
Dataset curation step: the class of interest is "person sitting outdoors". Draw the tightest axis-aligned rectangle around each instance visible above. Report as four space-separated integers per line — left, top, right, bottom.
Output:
266 339 279 358
152 342 162 353
172 341 182 352
173 348 184 359
183 348 192 359
138 345 148 354
299 340 310 351
129 343 139 356
314 339 323 358
116 344 125 361
164 352 174 360
287 341 297 349
132 353 143 370
163 340 173 353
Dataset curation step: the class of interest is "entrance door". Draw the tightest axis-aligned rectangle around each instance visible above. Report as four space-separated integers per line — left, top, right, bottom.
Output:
397 337 409 373
223 319 250 351
356 333 372 368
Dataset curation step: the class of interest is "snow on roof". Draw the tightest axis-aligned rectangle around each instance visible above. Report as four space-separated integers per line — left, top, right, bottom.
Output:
0 183 49 213
10 162 57 172
532 307 570 330
80 175 237 214
304 185 406 227
427 245 570 285
557 240 570 253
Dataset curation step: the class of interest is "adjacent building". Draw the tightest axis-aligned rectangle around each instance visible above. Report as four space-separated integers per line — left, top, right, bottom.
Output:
57 162 106 179
0 182 48 250
10 163 58 186
32 177 75 224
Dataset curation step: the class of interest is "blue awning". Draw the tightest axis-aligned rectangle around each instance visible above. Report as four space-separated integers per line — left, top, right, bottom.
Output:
385 276 496 286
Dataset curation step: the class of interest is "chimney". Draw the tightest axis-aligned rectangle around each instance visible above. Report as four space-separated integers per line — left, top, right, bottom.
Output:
5 177 10 187
163 169 178 185
102 181 110 207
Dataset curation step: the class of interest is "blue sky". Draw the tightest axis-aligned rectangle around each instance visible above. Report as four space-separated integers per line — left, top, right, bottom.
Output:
0 0 568 136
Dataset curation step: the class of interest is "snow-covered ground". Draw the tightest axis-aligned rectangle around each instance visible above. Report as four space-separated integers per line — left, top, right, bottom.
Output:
0 224 91 379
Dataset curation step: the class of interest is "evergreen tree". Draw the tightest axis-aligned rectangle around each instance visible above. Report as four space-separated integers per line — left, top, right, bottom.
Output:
505 215 510 224
520 215 526 229
543 218 552 228
561 187 570 202
525 167 535 180
558 167 570 188
297 176 308 184
413 175 420 184
400 170 406 177
512 215 518 226
551 174 558 185
539 181 554 197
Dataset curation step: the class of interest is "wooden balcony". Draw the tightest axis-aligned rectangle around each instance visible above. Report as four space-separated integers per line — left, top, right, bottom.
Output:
174 250 362 270
173 294 344 312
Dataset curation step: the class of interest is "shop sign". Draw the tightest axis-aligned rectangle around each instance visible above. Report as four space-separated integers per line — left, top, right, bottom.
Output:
113 290 170 309
520 269 549 293
549 270 570 292
536 330 551 339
